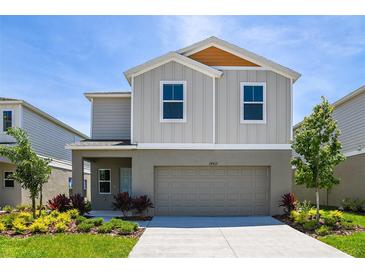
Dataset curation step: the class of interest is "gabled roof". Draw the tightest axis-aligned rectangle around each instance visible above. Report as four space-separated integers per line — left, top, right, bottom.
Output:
0 98 88 139
177 36 301 82
124 51 223 84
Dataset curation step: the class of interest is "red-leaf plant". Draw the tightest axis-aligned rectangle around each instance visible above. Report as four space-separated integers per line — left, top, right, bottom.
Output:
47 194 71 212
70 194 91 215
132 195 154 216
112 192 132 216
279 193 298 214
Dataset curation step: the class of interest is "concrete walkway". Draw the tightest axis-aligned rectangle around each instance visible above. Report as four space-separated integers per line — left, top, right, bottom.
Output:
129 216 351 258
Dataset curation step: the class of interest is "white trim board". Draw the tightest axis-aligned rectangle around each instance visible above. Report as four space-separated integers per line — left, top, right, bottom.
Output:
66 143 291 150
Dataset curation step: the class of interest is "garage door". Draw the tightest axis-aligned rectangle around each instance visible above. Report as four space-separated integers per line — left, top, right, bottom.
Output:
155 166 270 216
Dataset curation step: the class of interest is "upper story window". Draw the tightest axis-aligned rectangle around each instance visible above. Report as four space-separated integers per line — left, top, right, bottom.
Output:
4 171 14 188
160 81 186 122
2 110 13 132
240 82 266 124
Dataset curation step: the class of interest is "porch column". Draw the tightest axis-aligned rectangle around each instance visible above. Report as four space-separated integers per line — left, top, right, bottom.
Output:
71 150 84 195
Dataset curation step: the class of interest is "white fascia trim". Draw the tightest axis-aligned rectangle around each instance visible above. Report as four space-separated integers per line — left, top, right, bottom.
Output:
131 76 134 143
212 66 268 71
84 92 131 101
137 143 291 150
66 143 291 150
212 77 216 144
90 98 94 138
344 149 365 157
290 78 293 141
124 52 222 84
65 145 138 150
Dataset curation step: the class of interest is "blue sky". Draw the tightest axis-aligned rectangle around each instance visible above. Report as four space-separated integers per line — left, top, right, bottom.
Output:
1 16 364 136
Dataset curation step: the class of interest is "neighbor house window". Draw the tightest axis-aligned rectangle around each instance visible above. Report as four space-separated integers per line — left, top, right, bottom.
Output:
98 169 111 194
240 82 266 123
3 110 12 132
160 81 186 122
68 177 73 189
4 171 14 188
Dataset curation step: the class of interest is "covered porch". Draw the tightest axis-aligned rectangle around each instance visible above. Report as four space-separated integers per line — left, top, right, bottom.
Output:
69 140 138 211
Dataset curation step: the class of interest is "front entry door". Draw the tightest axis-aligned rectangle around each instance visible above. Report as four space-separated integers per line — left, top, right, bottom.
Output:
120 167 132 194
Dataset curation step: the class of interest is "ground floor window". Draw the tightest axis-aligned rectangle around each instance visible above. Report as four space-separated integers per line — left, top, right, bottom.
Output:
98 169 111 194
4 171 14 188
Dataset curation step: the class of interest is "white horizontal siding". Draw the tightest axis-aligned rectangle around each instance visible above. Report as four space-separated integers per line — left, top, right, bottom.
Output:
22 106 81 162
333 91 365 153
92 98 131 140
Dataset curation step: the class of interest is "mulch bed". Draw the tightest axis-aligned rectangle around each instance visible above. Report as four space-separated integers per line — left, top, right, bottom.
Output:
274 214 365 238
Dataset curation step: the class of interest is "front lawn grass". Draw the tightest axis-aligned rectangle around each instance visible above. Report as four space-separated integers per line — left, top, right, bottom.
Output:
0 234 137 258
320 232 365 258
319 209 365 258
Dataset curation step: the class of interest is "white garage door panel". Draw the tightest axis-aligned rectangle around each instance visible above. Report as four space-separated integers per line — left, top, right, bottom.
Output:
155 166 270 216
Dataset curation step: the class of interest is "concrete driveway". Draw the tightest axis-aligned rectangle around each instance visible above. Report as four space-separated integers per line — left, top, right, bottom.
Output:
129 216 350 258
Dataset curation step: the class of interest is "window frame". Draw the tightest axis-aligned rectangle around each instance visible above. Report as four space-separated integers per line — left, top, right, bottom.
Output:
98 169 111 195
4 171 14 188
240 82 267 124
160 80 187 123
2 109 13 132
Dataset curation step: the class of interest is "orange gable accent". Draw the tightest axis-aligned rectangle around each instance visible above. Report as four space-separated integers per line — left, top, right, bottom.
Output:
188 46 260 67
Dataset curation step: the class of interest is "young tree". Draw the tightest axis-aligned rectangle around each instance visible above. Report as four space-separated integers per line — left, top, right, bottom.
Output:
0 128 51 218
292 96 345 222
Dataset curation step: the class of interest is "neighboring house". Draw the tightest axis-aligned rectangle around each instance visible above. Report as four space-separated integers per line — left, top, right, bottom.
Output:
67 36 301 216
293 85 365 206
0 98 90 207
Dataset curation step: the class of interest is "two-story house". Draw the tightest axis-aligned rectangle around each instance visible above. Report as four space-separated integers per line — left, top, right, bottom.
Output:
0 98 90 207
68 37 301 216
293 85 365 206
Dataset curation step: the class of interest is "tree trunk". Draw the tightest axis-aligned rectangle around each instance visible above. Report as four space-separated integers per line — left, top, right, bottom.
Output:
31 196 36 219
38 185 43 217
316 188 320 223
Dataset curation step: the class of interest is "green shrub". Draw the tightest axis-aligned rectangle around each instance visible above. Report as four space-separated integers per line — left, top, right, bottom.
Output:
54 222 68 232
56 212 72 225
109 218 138 234
341 198 364 212
12 218 27 234
66 209 79 219
77 222 94 233
85 218 103 227
315 225 330 236
297 200 313 213
290 210 308 224
98 222 114 233
75 215 87 225
0 222 5 232
2 205 13 213
15 204 31 212
322 210 343 226
17 211 33 224
303 220 317 231
29 218 48 233
341 221 355 230
0 213 16 228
